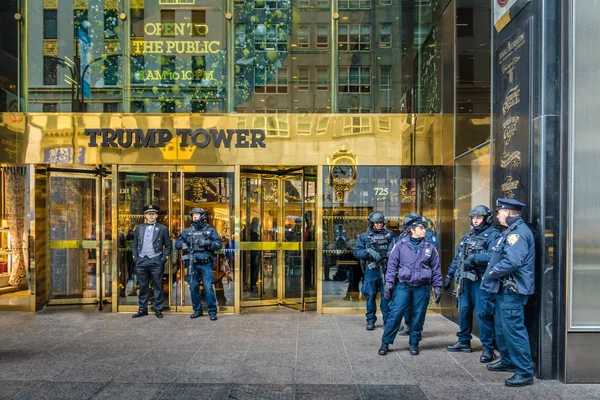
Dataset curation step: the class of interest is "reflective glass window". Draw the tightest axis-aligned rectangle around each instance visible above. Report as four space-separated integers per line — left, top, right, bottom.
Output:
43 10 57 39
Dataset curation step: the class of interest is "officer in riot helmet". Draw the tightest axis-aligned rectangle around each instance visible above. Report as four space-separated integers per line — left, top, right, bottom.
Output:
175 207 223 320
396 212 439 336
353 211 395 330
443 205 500 363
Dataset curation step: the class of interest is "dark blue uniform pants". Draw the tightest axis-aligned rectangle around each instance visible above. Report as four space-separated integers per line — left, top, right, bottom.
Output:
494 291 533 376
457 279 495 351
362 269 390 325
189 263 217 316
136 256 164 312
382 284 431 347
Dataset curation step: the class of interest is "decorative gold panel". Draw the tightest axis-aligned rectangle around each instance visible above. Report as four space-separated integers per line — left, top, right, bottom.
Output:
73 0 88 10
43 40 58 56
0 113 443 167
104 0 118 10
131 0 144 9
43 0 57 9
104 40 121 54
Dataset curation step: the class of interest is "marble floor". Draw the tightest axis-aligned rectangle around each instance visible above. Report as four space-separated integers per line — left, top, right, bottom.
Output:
0 308 598 399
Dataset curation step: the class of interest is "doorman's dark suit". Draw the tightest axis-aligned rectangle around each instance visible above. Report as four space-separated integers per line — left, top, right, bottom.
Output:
132 222 172 312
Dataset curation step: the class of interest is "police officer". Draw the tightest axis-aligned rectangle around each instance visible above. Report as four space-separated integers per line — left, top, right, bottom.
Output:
378 214 442 356
397 213 439 336
175 208 223 321
481 198 535 387
132 204 172 319
353 211 395 330
444 205 499 363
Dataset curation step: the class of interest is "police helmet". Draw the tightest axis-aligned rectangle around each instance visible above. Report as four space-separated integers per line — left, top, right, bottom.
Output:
189 207 207 221
367 211 385 224
469 205 492 225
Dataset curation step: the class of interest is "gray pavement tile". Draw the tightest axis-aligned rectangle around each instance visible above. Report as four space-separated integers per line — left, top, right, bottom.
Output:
248 338 297 352
91 383 169 400
297 337 346 354
484 381 566 400
173 351 246 384
233 366 296 384
422 383 494 400
227 384 294 400
159 383 232 400
252 328 298 340
0 380 43 399
52 349 147 382
295 355 354 384
112 350 195 384
200 338 253 352
358 384 427 400
233 352 296 384
295 384 360 400
12 381 107 400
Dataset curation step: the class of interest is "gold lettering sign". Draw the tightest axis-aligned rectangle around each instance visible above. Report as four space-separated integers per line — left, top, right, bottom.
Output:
502 116 519 146
502 85 520 115
501 56 521 84
500 151 521 169
501 175 519 192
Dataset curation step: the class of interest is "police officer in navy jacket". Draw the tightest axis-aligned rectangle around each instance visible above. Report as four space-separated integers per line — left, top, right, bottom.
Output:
481 198 535 387
378 214 442 356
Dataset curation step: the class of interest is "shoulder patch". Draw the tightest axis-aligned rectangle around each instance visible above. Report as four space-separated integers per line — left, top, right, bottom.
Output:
507 234 520 246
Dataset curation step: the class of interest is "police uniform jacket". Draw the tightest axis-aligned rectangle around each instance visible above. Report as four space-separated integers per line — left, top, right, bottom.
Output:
132 222 172 264
386 235 442 287
480 217 535 295
353 227 395 264
447 224 500 278
175 222 223 266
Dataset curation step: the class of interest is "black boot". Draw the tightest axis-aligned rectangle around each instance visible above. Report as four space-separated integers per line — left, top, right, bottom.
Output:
366 322 375 330
446 341 472 353
155 311 163 318
209 314 218 321
409 346 420 355
480 348 497 363
190 310 204 319
132 310 148 318
378 343 389 356
505 374 534 387
487 360 515 372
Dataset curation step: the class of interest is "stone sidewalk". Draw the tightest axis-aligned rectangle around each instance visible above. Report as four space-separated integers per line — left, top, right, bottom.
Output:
0 308 598 400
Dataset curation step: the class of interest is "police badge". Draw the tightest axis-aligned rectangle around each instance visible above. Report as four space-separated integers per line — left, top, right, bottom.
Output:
507 234 520 246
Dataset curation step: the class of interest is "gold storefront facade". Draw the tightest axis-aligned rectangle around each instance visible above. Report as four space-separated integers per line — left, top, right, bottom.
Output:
0 112 449 313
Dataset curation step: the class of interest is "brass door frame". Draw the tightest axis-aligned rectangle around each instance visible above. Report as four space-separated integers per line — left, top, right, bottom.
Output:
47 171 107 305
239 168 316 311
112 165 236 313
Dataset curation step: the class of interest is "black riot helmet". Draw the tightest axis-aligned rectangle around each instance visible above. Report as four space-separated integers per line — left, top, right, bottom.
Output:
189 207 207 222
367 211 385 231
469 205 492 226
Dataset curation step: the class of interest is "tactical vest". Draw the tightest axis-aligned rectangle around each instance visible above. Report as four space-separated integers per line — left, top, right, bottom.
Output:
461 231 491 258
364 230 394 271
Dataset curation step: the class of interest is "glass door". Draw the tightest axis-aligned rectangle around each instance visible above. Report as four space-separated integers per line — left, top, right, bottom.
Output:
48 171 112 305
115 166 235 313
240 167 316 311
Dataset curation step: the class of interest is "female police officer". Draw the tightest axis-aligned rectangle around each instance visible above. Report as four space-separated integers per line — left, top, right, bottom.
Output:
378 214 442 356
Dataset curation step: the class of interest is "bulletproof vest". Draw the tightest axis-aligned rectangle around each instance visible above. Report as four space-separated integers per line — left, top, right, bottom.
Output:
191 225 212 253
462 231 489 258
367 230 394 259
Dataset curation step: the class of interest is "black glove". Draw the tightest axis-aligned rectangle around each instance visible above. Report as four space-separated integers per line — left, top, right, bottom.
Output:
195 238 210 250
463 255 475 269
383 283 394 300
367 248 381 262
434 286 442 304
443 275 452 291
